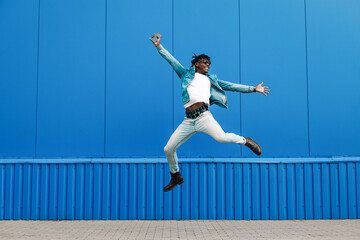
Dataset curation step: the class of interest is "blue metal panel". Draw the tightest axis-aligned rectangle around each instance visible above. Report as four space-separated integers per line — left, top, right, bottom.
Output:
49 164 58 220
0 0 38 157
137 164 146 220
0 158 359 220
155 163 164 219
304 164 313 219
40 164 49 220
278 164 287 220
240 0 308 157
110 164 119 220
339 163 348 218
208 163 216 219
75 164 85 220
269 164 278 219
174 0 242 158
357 163 360 218
31 164 40 219
67 164 75 220
260 164 269 220
5 165 14 219
37 0 105 157
252 164 260 220
295 164 305 219
199 163 207 219
348 163 357 219
287 164 296 219
234 164 243 220
180 163 190 219
306 0 360 156
102 164 111 220
106 0 173 157
321 164 331 219
22 164 31 219
191 163 199 219
243 163 252 219
313 163 322 219
129 164 137 220
0 165 5 219
58 164 66 219
216 163 225 219
93 164 102 220
119 164 128 219
84 164 93 220
225 163 234 220
13 165 22 219
146 164 155 220
330 163 340 219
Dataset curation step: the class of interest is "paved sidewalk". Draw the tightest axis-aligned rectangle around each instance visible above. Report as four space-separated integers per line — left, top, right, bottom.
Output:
0 220 359 240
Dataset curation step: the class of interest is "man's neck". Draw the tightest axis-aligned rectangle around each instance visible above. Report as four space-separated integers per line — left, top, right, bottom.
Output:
195 70 207 75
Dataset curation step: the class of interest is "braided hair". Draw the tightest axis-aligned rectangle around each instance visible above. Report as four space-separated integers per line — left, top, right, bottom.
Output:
191 53 211 67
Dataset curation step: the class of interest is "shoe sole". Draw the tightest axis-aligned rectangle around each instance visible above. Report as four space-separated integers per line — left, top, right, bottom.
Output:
256 145 262 155
163 179 185 192
246 138 262 155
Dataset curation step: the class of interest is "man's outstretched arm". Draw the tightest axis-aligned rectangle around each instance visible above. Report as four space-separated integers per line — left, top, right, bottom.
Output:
218 80 270 96
150 33 186 78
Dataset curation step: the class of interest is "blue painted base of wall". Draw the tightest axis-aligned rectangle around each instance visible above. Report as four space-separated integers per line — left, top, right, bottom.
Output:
0 157 359 220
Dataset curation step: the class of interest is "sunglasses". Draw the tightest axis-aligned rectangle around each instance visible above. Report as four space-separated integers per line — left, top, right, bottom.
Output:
199 60 211 65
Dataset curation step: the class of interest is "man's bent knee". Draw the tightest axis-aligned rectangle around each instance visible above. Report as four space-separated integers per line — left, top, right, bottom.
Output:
164 145 174 155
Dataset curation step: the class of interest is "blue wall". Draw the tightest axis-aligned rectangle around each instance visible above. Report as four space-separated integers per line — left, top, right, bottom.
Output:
1 0 359 158
0 158 359 220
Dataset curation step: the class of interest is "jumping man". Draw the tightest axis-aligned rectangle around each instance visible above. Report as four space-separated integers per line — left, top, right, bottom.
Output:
150 33 270 192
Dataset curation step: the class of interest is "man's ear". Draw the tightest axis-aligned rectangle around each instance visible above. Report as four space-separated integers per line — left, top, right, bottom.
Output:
194 62 199 67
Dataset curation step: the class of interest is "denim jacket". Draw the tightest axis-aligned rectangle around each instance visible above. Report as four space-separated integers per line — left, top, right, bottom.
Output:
156 44 255 109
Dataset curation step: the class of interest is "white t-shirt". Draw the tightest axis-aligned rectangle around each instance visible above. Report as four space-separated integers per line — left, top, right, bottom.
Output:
184 73 211 108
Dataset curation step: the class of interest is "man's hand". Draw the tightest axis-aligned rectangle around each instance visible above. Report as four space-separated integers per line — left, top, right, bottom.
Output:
255 82 270 96
149 33 162 47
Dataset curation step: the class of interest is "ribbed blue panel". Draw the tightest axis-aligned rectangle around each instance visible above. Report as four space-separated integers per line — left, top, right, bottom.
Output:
0 159 359 220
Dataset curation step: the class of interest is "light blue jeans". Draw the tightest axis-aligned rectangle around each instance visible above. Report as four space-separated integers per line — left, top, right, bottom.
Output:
164 111 246 173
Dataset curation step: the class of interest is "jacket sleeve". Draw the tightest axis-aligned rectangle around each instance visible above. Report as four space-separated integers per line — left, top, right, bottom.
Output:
217 79 255 93
156 44 186 78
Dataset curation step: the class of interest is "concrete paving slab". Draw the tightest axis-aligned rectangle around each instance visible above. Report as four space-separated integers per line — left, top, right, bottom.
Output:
0 220 359 240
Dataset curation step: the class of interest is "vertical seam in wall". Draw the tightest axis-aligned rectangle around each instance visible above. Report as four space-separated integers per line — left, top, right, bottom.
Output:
238 0 243 156
104 0 108 157
304 0 311 156
172 0 175 132
35 0 41 157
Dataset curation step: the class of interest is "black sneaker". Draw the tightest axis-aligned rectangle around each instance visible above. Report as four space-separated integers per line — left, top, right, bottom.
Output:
245 137 262 155
163 172 184 192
